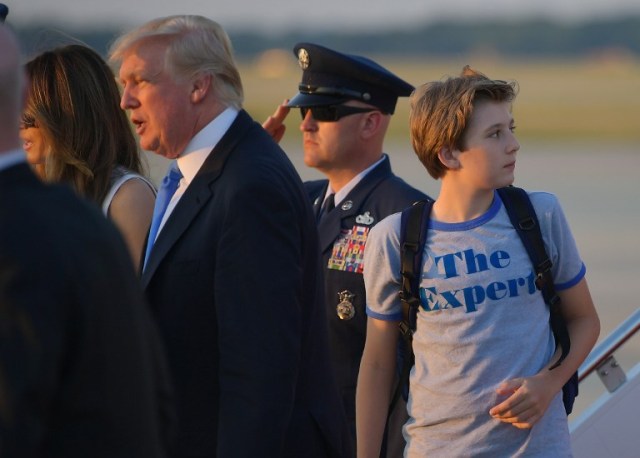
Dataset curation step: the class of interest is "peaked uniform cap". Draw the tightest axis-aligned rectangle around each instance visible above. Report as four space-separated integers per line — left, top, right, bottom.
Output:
287 42 414 114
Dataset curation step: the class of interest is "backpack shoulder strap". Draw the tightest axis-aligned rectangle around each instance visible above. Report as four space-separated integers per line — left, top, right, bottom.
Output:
382 199 432 457
399 199 433 335
497 186 569 369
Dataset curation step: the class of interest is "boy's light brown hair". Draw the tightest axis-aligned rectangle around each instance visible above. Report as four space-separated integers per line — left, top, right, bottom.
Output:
409 66 518 179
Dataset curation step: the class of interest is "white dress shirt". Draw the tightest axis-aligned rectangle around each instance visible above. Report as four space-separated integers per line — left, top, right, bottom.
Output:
322 154 386 208
156 107 239 235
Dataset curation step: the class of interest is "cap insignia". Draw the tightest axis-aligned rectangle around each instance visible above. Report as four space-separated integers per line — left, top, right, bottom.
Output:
298 48 310 70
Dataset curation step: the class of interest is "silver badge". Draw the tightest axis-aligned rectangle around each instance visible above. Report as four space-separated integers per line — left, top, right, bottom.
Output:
298 48 310 70
341 200 353 211
355 211 375 225
337 290 356 320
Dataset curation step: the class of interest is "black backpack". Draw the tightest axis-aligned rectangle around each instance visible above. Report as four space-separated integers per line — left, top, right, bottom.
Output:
391 186 578 419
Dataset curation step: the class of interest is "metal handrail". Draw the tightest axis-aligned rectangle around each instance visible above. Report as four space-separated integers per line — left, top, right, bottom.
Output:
578 308 640 382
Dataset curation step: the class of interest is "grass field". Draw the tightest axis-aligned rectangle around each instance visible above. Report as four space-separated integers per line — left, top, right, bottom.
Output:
238 51 640 144
143 53 639 185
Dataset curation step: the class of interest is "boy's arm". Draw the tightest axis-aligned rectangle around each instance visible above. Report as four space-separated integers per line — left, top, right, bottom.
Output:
490 277 600 428
356 317 400 458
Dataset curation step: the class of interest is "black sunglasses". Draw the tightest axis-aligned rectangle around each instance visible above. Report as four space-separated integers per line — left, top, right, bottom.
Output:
300 105 378 122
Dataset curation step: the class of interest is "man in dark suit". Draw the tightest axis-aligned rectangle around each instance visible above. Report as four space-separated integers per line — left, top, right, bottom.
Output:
0 23 171 458
109 16 351 457
263 43 432 456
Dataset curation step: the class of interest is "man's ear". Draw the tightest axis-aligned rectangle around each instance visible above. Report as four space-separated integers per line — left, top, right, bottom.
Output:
190 73 212 103
438 146 460 170
361 111 384 139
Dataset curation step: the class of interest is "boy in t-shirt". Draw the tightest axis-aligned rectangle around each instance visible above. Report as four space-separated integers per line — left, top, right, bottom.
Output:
356 66 600 457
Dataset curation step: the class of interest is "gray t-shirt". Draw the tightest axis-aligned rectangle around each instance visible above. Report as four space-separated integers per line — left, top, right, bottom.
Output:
364 190 584 457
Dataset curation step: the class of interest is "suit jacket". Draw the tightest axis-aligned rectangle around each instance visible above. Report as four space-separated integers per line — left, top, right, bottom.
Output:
142 110 351 458
306 156 430 453
0 163 172 458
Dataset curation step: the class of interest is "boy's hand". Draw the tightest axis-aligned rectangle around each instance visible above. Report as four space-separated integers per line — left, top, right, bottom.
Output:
488 373 557 429
262 100 291 143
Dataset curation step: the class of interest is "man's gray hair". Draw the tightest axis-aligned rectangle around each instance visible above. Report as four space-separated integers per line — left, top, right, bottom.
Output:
109 15 243 110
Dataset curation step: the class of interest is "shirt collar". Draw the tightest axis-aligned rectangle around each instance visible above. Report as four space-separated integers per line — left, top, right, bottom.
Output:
329 154 387 205
176 107 239 185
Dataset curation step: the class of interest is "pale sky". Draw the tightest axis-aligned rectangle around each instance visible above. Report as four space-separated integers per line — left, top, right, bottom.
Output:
6 0 640 32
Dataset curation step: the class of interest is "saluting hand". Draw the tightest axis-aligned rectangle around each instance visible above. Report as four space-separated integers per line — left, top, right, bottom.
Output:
262 99 290 143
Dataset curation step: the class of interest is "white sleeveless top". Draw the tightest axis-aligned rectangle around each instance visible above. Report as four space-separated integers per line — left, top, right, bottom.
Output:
101 166 156 216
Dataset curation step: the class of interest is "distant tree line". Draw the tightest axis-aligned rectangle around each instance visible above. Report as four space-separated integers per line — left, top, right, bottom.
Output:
12 16 640 59
233 16 640 58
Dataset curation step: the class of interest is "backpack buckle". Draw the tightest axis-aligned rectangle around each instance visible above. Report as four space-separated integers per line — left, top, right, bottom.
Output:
401 241 419 253
399 290 420 306
538 258 552 273
534 259 553 290
518 217 536 231
398 320 414 338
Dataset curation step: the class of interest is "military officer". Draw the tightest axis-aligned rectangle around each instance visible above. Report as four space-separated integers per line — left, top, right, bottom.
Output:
264 43 432 456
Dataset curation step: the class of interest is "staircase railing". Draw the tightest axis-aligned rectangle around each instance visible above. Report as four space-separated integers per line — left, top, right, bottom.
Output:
578 308 640 392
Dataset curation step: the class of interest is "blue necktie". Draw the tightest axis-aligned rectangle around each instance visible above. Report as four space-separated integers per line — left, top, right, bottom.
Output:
144 161 182 269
